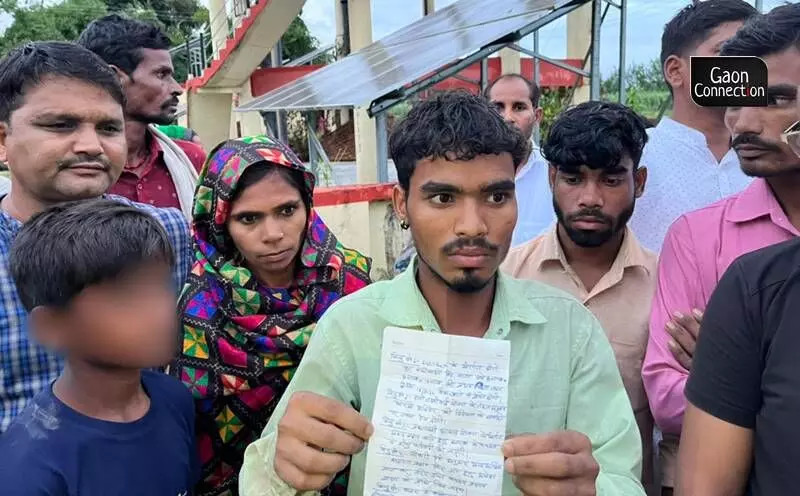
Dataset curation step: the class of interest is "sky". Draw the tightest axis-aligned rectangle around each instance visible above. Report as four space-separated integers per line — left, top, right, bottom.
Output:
300 0 788 77
0 0 790 77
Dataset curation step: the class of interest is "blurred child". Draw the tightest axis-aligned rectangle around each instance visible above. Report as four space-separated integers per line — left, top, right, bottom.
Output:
0 199 198 495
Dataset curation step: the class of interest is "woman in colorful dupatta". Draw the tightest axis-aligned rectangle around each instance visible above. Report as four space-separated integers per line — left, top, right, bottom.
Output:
171 136 372 496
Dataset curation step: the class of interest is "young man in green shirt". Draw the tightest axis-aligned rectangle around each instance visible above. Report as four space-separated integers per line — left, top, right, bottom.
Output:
239 91 645 495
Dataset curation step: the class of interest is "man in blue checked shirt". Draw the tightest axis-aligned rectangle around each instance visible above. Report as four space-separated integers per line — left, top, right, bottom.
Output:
0 41 192 432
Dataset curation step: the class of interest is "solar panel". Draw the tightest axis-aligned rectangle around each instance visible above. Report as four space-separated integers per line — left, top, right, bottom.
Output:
237 0 585 113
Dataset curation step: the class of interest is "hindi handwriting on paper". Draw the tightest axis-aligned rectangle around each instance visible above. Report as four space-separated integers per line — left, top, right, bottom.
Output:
363 327 511 496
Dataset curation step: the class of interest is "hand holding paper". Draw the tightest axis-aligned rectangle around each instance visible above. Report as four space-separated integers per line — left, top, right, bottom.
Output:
274 391 373 491
364 326 511 496
503 431 600 496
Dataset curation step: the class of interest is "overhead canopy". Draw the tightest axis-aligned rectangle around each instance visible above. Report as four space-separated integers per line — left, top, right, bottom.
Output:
286 43 335 67
237 0 588 115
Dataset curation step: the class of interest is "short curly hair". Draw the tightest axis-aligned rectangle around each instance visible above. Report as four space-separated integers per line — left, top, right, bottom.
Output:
543 101 649 173
389 90 528 191
77 14 172 75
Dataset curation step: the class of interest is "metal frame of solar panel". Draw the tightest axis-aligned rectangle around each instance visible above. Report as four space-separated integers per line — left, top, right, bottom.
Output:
236 0 591 115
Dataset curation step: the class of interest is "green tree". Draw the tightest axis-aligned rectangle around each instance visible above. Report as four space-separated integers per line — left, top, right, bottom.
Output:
256 12 322 68
106 0 207 41
0 0 208 52
0 0 208 82
602 59 667 95
601 59 670 118
0 0 107 55
281 14 318 61
539 87 571 142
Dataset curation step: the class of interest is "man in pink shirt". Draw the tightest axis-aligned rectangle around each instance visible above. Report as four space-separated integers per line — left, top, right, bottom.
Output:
642 7 800 494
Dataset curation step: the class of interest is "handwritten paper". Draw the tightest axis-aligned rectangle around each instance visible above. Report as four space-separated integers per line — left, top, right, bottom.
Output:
363 326 510 496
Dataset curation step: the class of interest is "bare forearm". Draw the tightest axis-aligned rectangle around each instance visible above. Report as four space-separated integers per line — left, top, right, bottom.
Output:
676 405 753 496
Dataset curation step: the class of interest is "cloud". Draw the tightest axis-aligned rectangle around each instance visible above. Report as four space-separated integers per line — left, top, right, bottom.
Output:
302 0 335 45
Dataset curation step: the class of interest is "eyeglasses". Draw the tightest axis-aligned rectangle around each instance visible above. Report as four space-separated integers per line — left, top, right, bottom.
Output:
781 120 800 158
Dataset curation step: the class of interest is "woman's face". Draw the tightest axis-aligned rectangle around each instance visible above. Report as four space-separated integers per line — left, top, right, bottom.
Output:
227 170 308 288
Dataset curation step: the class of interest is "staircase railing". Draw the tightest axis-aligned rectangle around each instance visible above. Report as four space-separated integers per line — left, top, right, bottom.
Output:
173 0 262 81
170 25 214 80
211 0 259 53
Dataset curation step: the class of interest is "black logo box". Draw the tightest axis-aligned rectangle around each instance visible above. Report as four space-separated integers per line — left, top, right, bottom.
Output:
691 56 768 107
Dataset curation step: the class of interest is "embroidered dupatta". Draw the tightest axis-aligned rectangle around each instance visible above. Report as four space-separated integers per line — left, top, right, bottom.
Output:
171 136 371 495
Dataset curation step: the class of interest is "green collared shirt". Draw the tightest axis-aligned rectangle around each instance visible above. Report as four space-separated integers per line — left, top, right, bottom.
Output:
240 264 644 496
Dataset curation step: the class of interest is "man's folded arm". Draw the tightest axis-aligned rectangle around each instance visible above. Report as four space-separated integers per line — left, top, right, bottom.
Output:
642 217 703 435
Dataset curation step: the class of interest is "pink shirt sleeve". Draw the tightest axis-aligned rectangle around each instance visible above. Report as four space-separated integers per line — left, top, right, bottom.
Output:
642 216 706 435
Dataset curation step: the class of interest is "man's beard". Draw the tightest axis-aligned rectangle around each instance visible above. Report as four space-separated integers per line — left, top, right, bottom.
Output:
421 257 494 293
129 98 180 126
444 269 492 293
149 113 177 126
415 244 496 294
553 199 634 248
130 110 176 126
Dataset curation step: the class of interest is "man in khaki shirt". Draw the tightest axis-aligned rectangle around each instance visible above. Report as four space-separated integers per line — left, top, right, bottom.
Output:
503 101 657 494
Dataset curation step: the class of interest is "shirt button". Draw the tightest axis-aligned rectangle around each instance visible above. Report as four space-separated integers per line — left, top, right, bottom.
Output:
137 184 143 190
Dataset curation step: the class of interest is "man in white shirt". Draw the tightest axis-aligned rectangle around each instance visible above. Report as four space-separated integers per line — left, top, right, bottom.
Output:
484 74 555 247
511 143 551 246
630 0 757 253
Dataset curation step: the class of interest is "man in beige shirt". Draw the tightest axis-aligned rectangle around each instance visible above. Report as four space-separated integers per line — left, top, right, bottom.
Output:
503 101 657 494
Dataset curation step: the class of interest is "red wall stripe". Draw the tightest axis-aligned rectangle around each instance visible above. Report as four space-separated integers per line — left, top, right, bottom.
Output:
313 183 395 207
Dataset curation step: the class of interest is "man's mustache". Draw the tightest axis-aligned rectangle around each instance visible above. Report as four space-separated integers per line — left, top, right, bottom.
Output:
567 208 612 225
731 133 783 152
442 237 499 255
162 98 180 110
57 154 112 170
